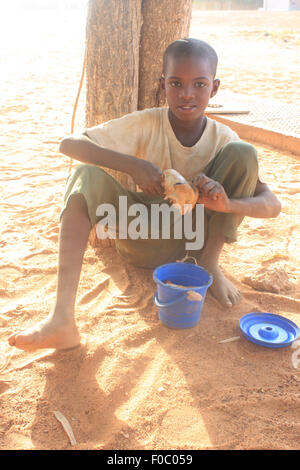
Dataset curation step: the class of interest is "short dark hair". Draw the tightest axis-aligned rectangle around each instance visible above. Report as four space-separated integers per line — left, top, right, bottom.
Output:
162 38 218 78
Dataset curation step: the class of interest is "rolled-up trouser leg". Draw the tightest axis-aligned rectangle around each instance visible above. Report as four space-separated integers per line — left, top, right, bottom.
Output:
59 163 137 226
202 141 259 243
59 164 187 268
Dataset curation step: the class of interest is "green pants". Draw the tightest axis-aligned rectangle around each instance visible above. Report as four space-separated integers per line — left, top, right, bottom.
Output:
59 141 258 268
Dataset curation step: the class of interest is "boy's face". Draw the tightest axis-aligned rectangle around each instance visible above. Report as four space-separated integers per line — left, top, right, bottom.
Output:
161 55 220 123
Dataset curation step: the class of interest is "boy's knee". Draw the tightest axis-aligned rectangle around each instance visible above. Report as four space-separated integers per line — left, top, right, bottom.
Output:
70 163 107 184
222 141 258 173
71 163 100 177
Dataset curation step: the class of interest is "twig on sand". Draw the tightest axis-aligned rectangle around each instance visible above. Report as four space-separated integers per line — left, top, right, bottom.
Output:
219 336 240 344
0 349 15 375
14 350 55 370
53 410 77 446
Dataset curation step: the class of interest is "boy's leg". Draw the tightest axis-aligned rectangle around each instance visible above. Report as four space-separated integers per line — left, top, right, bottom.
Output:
196 141 258 307
8 192 91 351
8 163 184 350
8 163 133 351
197 231 241 308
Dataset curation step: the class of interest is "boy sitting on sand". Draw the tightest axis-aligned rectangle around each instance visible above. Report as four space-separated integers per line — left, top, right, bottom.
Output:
8 38 281 352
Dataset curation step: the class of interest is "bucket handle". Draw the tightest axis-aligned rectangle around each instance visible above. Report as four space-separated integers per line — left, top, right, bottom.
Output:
154 292 186 308
154 292 201 309
176 252 198 265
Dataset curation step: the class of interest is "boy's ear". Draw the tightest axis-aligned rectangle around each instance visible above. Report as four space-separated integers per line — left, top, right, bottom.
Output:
160 76 166 92
210 78 220 99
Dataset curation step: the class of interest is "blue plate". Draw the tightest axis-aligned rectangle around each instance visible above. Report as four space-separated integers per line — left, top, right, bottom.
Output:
239 312 300 349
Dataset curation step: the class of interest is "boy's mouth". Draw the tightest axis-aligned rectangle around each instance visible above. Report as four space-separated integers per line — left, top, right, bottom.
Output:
178 104 196 112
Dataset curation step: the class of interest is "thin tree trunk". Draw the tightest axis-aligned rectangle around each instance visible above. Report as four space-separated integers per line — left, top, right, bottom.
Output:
138 0 193 110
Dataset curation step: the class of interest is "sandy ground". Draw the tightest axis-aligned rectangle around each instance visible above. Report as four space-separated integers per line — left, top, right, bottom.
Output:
0 7 300 450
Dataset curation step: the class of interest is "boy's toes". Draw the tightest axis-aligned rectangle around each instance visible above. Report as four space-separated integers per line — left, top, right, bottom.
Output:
8 332 36 350
223 297 233 308
210 275 242 308
215 289 233 307
228 288 242 306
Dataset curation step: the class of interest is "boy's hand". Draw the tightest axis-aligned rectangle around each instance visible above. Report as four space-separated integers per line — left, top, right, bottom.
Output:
129 159 164 197
192 173 231 213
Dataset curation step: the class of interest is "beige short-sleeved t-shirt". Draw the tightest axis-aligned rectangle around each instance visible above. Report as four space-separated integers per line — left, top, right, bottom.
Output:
86 107 240 180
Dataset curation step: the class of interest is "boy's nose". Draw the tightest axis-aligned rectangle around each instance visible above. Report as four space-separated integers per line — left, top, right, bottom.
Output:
179 85 194 99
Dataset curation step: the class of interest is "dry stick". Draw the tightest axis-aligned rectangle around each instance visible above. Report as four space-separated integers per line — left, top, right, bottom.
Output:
14 350 55 370
0 353 7 374
68 43 87 175
53 410 77 446
219 336 240 344
0 350 14 375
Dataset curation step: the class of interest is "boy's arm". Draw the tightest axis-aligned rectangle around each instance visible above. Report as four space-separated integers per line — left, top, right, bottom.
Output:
227 180 281 218
194 174 281 218
60 133 138 176
59 133 163 196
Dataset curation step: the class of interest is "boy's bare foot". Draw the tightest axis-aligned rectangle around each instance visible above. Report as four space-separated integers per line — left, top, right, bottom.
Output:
8 310 80 352
198 259 242 308
209 265 242 307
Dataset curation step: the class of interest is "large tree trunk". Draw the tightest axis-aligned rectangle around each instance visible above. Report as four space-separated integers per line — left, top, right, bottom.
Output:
85 0 193 247
86 0 142 191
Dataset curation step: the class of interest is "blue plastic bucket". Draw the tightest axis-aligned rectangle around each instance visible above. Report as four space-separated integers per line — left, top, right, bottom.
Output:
153 262 213 329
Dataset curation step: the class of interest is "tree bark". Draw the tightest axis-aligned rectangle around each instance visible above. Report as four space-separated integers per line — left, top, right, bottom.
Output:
86 0 142 126
138 0 193 110
86 0 142 191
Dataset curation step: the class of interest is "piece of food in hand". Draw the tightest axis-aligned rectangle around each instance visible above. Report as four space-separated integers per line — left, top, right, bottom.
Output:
162 169 199 215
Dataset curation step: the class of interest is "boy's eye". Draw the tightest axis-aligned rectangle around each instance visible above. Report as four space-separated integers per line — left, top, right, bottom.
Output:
170 81 181 87
169 80 206 88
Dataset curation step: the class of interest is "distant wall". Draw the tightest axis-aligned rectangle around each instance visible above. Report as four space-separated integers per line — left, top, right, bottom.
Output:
193 0 263 9
263 0 289 8
263 0 300 9
289 0 300 9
